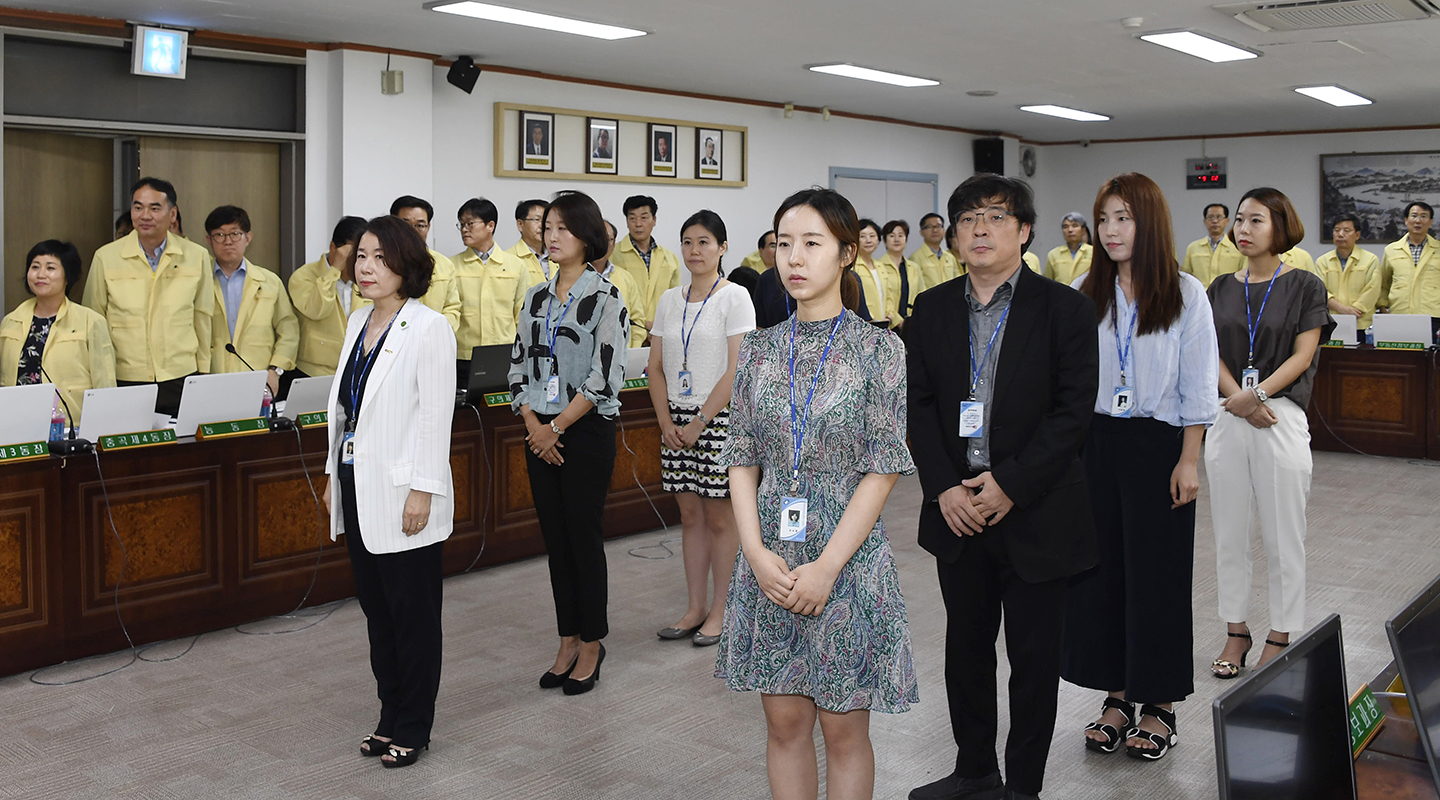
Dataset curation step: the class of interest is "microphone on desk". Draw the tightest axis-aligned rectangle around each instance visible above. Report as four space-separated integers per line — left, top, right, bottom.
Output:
224 344 294 430
38 366 94 455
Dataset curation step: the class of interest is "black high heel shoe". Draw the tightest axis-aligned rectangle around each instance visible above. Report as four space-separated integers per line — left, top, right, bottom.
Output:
1212 628 1253 679
381 743 427 769
539 653 579 689
563 643 606 696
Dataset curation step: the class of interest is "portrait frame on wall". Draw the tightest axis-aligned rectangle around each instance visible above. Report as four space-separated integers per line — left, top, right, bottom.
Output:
648 122 677 178
586 117 619 175
695 128 723 180
1320 150 1440 244
519 110 554 172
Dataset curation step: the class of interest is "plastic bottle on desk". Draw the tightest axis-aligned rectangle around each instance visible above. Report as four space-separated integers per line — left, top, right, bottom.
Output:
260 385 273 419
49 396 65 443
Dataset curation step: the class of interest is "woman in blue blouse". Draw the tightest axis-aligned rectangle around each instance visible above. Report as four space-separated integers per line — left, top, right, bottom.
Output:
508 190 630 696
1061 173 1218 762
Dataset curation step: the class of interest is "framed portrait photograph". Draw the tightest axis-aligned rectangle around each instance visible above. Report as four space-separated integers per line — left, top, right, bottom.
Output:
695 128 723 180
1321 150 1440 244
519 111 554 172
648 122 677 178
586 117 618 175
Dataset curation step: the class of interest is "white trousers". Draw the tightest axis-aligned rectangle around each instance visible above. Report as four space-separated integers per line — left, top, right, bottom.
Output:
1204 396 1312 634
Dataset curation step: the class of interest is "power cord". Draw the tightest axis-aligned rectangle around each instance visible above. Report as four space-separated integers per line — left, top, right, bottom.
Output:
462 404 491 572
619 409 678 559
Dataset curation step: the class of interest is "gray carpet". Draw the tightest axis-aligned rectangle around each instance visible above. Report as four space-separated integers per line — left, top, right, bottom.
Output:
2 450 1437 799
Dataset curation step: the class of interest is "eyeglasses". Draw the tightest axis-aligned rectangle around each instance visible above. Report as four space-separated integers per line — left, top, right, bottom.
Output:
208 231 248 243
955 208 1012 230
410 221 431 232
1409 213 1433 221
1205 215 1228 223
920 223 944 231
457 220 489 232
524 216 544 224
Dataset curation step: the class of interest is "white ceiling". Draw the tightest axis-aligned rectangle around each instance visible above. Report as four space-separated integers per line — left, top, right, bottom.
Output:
9 0 1440 141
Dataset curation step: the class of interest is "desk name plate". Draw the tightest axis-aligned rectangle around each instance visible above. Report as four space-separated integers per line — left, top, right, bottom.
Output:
1375 341 1426 350
296 411 328 429
99 429 177 451
481 376 649 408
1348 683 1385 758
0 441 49 463
196 417 271 440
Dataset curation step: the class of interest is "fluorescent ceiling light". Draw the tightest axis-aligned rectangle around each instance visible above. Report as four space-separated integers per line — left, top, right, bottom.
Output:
808 64 939 88
1295 85 1373 107
429 1 646 40
1020 104 1110 122
1140 30 1259 63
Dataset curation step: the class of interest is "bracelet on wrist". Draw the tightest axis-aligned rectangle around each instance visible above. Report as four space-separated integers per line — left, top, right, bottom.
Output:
695 410 710 427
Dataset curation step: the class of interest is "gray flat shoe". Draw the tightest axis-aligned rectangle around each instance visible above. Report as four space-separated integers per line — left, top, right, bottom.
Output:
692 631 721 647
656 625 701 640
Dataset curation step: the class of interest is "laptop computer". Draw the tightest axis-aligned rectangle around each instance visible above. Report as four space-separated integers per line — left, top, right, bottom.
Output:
174 371 269 437
0 383 59 447
279 375 334 419
625 346 650 381
78 384 160 441
465 345 514 406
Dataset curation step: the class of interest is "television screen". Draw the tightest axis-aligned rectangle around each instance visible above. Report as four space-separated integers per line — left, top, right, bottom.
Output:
1386 573 1440 793
132 26 187 79
1213 614 1357 800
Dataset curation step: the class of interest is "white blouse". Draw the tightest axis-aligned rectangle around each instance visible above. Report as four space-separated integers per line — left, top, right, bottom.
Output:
651 282 755 407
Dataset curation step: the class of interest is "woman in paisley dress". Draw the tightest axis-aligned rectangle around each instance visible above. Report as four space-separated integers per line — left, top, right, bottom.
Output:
717 188 917 800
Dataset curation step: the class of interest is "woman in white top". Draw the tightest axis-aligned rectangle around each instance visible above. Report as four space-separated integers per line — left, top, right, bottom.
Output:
648 210 757 646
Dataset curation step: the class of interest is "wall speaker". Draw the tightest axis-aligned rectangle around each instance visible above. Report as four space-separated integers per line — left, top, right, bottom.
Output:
447 56 482 94
973 137 1004 175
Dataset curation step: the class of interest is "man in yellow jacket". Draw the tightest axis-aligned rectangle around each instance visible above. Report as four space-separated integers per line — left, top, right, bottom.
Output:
595 219 646 348
1044 212 1094 286
288 216 369 380
1181 203 1245 287
507 198 552 287
1381 201 1440 316
611 195 680 344
83 177 214 416
204 206 298 398
391 195 462 333
913 213 961 288
1314 214 1382 329
738 230 777 273
452 197 531 382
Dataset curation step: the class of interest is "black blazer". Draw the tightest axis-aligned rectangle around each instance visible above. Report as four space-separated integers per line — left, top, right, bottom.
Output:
907 265 1099 583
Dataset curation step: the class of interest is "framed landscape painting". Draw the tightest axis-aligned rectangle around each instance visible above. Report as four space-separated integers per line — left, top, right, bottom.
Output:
1321 151 1440 244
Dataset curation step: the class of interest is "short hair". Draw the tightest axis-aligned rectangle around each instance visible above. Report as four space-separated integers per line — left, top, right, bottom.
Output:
131 177 177 207
544 191 610 264
1404 201 1434 220
115 211 133 233
623 195 658 217
920 212 944 228
24 240 82 295
1331 214 1361 231
1203 203 1230 219
204 205 251 235
331 216 367 248
390 195 433 222
458 197 498 226
857 218 882 238
1230 187 1304 255
881 219 910 238
757 230 776 249
773 188 862 314
515 199 549 221
946 173 1037 229
347 215 434 299
174 209 185 236
727 265 760 294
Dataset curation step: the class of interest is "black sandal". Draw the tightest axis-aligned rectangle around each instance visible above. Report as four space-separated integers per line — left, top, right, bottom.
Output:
1084 696 1138 754
1126 704 1178 761
381 743 427 769
1212 629 1253 679
359 734 390 757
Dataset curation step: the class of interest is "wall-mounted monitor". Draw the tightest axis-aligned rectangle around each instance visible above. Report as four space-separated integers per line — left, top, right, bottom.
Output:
131 25 188 79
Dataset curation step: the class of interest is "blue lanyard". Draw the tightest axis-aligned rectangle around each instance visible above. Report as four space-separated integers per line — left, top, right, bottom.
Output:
788 312 844 493
967 301 1012 398
348 308 398 426
545 281 579 358
1244 267 1279 367
680 275 722 370
1112 299 1138 385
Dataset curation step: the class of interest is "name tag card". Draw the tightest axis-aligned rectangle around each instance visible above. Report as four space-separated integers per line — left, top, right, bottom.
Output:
296 411 328 429
622 377 649 391
99 429 177 452
0 441 49 464
1348 683 1385 758
196 417 270 440
483 391 512 408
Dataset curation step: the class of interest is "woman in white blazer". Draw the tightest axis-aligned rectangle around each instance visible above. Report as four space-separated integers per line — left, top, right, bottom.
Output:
321 215 457 769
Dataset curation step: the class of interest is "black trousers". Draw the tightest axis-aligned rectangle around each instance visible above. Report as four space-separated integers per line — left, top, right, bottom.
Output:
938 530 1066 797
340 465 444 748
525 412 616 642
1060 414 1196 703
119 374 193 417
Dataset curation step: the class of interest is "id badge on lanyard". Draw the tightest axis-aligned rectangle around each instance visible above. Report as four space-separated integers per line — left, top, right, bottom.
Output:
779 496 808 542
677 370 693 396
341 431 355 465
959 400 984 438
545 359 561 403
1111 387 1135 417
1241 368 1260 390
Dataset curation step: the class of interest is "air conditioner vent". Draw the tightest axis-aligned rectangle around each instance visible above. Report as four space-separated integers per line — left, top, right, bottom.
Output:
1216 0 1439 31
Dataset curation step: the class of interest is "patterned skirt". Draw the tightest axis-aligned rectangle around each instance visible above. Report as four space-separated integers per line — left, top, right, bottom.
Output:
660 404 731 499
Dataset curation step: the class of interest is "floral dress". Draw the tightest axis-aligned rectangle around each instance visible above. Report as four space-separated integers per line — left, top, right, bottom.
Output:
715 310 918 713
16 316 54 385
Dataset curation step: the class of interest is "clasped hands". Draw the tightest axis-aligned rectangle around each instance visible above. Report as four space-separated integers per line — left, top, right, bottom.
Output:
1220 387 1277 430
939 471 1014 536
660 415 704 450
747 548 837 617
525 416 565 465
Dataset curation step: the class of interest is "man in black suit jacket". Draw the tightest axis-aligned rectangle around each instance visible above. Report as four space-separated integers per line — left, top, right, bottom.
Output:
907 174 1099 800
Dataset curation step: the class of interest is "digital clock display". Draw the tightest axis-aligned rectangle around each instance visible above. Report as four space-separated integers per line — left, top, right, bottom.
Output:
1186 157 1228 190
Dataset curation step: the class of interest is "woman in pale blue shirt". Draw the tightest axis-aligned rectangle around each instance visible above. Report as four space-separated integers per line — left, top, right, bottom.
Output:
1061 173 1218 764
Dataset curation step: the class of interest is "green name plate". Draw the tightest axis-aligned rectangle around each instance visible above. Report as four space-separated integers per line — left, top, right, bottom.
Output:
622 376 649 391
297 411 328 428
196 417 271 440
1376 341 1425 350
0 441 49 463
1323 339 1348 348
99 429 177 451
1348 683 1385 758
483 391 512 408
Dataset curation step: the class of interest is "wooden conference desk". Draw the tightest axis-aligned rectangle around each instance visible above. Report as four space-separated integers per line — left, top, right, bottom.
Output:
1306 345 1440 460
1357 661 1440 799
0 390 679 677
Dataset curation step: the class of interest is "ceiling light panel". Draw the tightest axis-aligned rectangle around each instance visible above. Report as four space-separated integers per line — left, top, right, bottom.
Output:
1140 30 1260 63
808 64 939 88
428 1 646 40
1019 104 1110 122
1295 85 1373 106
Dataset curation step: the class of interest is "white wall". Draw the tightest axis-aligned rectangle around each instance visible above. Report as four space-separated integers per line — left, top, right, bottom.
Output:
1028 129 1440 261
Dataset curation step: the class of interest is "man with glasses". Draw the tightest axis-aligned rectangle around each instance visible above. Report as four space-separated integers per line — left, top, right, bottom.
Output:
507 199 552 287
451 197 530 384
907 174 1098 800
391 195 462 333
1380 201 1440 316
203 205 298 398
1180 203 1244 287
913 212 961 288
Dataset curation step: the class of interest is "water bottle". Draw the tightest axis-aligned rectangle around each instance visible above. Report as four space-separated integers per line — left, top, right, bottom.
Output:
260 385 274 419
49 396 65 443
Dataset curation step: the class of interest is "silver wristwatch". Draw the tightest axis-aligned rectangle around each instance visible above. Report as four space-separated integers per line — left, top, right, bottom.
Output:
550 421 565 435
695 411 711 426
1253 386 1269 403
